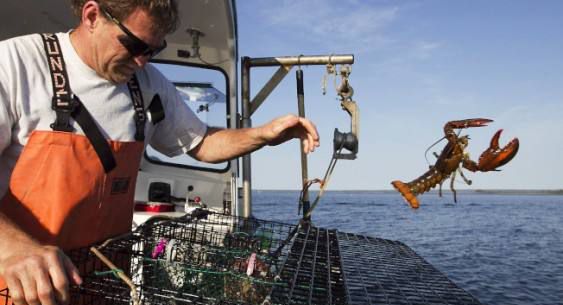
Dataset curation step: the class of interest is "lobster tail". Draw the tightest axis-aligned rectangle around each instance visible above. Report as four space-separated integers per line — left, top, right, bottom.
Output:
391 180 420 209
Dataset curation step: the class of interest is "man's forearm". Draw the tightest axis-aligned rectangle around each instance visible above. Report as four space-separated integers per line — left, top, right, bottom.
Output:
188 114 320 163
188 127 266 163
0 212 39 261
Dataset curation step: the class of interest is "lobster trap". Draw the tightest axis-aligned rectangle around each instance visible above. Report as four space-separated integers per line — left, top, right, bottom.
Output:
1 210 483 305
73 211 300 305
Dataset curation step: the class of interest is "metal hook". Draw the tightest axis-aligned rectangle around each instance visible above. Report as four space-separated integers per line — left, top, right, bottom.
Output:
327 54 336 74
322 54 336 95
297 54 303 71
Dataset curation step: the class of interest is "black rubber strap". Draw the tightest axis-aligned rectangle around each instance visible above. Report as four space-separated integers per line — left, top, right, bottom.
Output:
71 96 117 172
126 75 146 141
41 33 116 172
41 33 147 173
41 33 74 132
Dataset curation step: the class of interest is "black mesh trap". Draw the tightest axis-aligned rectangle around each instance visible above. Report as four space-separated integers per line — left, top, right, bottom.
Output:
0 211 482 305
336 232 482 305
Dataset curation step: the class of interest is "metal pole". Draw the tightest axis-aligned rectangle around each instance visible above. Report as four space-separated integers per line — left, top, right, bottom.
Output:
241 57 252 218
296 68 310 219
248 54 354 67
239 54 354 218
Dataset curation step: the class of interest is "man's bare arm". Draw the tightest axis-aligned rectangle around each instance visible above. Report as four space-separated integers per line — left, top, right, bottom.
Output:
188 114 320 163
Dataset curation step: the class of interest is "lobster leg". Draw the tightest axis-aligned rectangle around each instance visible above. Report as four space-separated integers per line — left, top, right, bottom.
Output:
458 167 472 185
450 171 457 203
438 180 444 197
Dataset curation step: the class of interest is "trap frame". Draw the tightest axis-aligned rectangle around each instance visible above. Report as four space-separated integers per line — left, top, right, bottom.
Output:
1 210 482 305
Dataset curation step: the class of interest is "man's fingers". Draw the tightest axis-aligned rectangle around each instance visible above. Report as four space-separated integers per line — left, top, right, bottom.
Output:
299 117 319 153
4 277 25 305
63 255 83 286
267 114 320 151
298 117 319 142
50 251 83 304
0 244 76 305
301 137 308 153
18 269 40 305
48 254 73 304
306 133 314 153
33 267 57 305
310 132 317 151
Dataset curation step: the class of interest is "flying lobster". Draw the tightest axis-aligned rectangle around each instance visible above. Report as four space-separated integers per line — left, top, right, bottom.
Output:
392 118 519 209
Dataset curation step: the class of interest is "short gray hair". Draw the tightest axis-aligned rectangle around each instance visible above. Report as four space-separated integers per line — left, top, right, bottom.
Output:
70 0 179 35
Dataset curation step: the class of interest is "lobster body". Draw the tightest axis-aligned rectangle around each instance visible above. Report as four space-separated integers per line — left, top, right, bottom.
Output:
392 119 519 209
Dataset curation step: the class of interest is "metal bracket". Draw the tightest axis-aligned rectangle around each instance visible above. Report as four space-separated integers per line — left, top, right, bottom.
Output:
333 65 359 160
333 99 359 160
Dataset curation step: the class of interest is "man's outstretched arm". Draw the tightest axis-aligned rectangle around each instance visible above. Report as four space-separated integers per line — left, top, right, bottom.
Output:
188 114 320 163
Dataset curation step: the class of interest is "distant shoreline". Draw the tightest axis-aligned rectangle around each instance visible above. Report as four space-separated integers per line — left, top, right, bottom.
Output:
472 189 563 195
254 189 563 195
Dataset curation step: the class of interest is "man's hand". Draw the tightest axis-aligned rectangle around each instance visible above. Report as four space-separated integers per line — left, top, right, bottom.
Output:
259 114 320 153
189 114 320 163
0 243 82 305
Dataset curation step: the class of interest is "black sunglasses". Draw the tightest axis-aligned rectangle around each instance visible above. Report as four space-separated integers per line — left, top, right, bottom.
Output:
102 8 167 58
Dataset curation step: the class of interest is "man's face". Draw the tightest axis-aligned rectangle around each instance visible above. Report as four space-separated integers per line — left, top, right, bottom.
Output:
94 8 166 83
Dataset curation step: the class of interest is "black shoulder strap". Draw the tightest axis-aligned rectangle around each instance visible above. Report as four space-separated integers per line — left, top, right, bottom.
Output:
41 33 116 172
41 33 74 132
126 75 146 141
41 33 148 172
72 96 117 172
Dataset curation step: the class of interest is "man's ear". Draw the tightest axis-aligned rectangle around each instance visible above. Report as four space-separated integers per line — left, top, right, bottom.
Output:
81 1 103 32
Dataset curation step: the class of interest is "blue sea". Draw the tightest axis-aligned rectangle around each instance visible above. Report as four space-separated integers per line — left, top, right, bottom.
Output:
252 190 563 305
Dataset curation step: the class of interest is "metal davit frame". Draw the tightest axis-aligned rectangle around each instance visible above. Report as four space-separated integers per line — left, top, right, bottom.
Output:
240 54 354 218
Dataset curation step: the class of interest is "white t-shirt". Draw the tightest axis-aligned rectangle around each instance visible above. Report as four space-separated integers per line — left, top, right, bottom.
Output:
0 32 207 197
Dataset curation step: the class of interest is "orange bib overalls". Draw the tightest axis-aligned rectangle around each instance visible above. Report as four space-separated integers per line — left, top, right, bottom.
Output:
0 33 151 302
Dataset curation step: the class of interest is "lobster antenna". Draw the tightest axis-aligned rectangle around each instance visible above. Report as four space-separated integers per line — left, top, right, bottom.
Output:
423 126 465 165
424 136 446 165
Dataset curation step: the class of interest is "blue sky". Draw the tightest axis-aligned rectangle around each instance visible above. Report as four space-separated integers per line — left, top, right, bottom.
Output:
236 0 563 190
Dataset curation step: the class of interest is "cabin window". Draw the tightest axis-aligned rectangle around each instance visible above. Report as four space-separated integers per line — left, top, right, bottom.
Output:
145 63 229 172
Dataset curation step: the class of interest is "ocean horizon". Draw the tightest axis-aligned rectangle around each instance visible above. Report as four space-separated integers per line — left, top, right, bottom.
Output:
254 189 563 195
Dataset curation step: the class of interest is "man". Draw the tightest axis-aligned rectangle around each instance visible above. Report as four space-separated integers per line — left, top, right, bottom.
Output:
0 1 320 304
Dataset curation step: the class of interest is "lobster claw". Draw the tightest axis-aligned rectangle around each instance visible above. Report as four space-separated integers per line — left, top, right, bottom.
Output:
445 118 493 131
477 129 519 171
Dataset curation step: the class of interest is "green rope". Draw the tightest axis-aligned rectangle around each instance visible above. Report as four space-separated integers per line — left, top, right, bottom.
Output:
203 248 278 263
151 243 278 263
91 257 326 293
143 257 326 292
94 268 124 279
